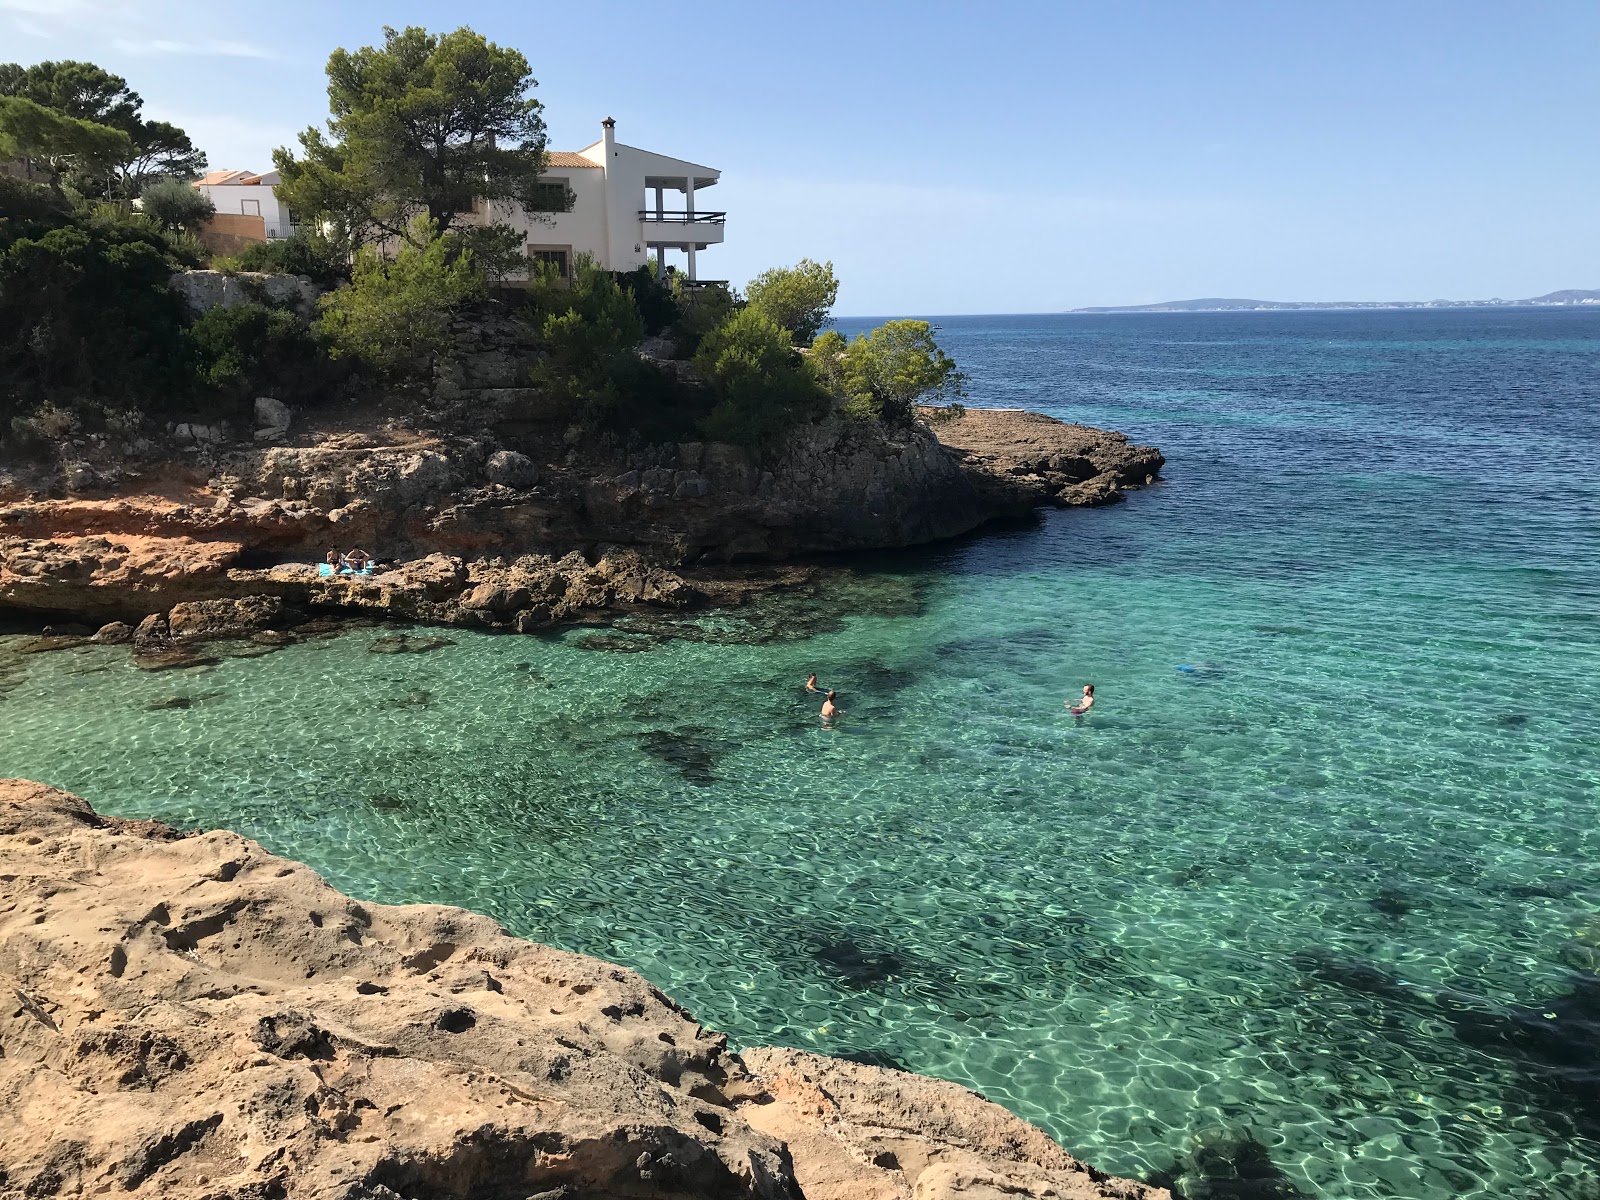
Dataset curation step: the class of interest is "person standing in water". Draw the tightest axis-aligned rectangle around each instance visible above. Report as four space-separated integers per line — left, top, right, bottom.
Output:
1067 684 1095 716
821 690 842 722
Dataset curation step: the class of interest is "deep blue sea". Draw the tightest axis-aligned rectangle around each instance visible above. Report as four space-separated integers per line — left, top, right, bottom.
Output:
5 308 1600 1198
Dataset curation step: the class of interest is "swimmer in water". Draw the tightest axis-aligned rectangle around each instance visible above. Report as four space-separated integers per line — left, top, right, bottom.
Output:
805 673 824 693
821 690 841 721
1067 683 1094 716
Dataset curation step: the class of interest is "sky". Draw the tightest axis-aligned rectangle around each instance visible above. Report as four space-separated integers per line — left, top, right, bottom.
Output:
4 0 1596 314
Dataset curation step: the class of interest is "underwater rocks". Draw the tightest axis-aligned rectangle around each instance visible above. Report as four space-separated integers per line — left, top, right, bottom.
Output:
1146 1130 1314 1200
0 780 1166 1200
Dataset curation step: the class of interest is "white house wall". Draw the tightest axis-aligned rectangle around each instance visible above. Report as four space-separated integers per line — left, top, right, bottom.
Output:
200 184 294 238
484 167 612 271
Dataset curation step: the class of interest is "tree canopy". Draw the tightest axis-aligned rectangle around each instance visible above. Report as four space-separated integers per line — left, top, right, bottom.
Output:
315 219 485 376
745 258 839 345
812 320 967 423
0 60 206 196
274 25 565 247
0 96 132 192
140 177 214 233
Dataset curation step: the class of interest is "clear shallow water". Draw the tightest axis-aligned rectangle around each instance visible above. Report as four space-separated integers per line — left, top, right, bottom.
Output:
5 309 1600 1198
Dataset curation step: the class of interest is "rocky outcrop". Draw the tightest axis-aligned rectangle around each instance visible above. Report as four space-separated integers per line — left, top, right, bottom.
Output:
169 270 320 319
929 409 1165 509
0 780 1165 1200
0 409 1161 635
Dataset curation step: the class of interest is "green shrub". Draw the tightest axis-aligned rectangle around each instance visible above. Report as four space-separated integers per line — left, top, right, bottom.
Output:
526 255 652 423
217 233 348 287
186 302 336 409
0 174 73 234
139 177 213 232
667 277 736 357
616 265 680 336
315 222 483 377
745 258 838 345
693 307 826 447
447 223 527 284
818 320 966 423
0 221 193 418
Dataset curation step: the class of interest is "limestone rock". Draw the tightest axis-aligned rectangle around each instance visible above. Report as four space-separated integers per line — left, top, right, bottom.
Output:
172 423 225 447
131 613 168 650
166 595 283 640
0 780 1165 1200
91 621 133 643
485 449 539 488
253 396 292 443
169 270 319 318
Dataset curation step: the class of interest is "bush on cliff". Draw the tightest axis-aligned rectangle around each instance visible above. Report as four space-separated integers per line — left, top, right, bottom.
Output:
616 264 680 336
215 231 349 287
526 256 649 416
188 303 340 408
666 277 737 358
138 177 213 233
694 307 826 447
812 320 966 423
315 222 483 380
0 220 194 417
745 258 838 346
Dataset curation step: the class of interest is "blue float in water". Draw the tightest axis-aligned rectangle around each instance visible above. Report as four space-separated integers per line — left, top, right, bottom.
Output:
1177 665 1197 673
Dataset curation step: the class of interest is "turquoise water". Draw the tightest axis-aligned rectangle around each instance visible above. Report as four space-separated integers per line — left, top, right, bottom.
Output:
5 309 1600 1198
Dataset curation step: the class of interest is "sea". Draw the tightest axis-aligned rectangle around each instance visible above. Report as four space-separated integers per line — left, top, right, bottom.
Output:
4 308 1599 1199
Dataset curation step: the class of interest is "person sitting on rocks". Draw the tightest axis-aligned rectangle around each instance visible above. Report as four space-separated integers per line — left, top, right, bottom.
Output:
324 549 340 573
342 548 372 575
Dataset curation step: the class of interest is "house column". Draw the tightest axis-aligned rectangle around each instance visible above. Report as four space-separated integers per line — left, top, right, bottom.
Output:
684 176 697 281
655 186 664 220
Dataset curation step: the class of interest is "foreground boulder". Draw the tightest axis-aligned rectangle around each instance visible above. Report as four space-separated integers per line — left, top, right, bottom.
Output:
0 780 1164 1200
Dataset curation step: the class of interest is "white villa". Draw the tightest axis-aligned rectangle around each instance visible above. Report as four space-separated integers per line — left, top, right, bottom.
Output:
478 118 724 282
194 169 298 241
192 119 723 282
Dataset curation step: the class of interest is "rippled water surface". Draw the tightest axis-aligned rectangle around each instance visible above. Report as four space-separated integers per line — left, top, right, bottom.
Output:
5 309 1600 1198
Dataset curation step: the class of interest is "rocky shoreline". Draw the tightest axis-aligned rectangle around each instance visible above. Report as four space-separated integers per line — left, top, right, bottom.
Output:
0 778 1165 1199
0 407 1162 653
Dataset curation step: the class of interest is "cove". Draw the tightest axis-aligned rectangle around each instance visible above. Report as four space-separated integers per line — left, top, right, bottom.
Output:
4 307 1599 1200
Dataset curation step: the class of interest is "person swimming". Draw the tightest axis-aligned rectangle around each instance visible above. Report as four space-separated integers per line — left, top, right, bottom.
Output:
821 690 841 721
1067 683 1095 716
805 673 826 693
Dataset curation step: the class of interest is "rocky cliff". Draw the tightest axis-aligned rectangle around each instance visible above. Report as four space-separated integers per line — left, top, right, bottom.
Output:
0 779 1165 1200
0 408 1161 641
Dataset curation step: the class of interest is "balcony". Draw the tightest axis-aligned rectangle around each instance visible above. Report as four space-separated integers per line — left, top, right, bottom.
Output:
638 209 725 246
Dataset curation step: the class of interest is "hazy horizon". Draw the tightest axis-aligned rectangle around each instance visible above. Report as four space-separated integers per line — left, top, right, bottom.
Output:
4 0 1595 314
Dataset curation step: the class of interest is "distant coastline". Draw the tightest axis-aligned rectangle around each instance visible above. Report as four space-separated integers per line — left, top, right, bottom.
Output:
1069 289 1600 314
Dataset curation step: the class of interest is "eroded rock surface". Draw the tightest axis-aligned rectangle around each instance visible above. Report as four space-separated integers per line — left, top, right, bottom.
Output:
0 780 1166 1200
0 409 1161 635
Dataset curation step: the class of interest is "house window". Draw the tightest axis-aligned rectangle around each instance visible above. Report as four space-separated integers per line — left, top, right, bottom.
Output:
528 246 570 278
529 181 573 213
241 198 261 216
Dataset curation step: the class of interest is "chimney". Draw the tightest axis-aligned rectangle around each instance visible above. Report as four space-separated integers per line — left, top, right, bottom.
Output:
602 116 616 159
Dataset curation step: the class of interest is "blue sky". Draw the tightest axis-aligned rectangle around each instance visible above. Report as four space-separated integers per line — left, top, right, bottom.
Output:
5 0 1596 314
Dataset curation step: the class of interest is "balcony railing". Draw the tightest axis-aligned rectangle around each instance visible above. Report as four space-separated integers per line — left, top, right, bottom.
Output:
639 210 726 225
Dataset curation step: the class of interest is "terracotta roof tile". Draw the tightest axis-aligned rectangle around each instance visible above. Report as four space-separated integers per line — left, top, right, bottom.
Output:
546 152 600 168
